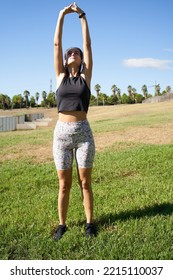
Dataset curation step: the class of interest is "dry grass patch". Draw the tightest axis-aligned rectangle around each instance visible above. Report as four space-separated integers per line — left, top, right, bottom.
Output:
0 143 53 163
94 122 173 150
2 122 173 163
1 102 173 163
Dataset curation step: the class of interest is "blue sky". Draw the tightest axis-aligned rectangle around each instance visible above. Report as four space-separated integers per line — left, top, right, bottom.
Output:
1 0 173 100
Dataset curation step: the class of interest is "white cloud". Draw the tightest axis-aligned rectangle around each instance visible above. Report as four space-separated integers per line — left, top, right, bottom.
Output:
123 58 173 69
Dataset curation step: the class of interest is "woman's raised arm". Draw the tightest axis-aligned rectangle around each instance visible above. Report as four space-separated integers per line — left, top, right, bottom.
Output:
73 3 93 82
54 4 75 77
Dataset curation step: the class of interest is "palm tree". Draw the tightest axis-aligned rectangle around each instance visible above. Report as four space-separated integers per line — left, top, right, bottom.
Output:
42 91 47 101
132 88 137 103
94 84 101 105
117 88 121 100
23 90 30 108
141 84 148 99
111 85 117 96
18 94 23 109
42 91 47 108
94 84 101 97
155 84 161 96
35 92 40 108
127 85 132 96
165 86 171 94
132 88 137 94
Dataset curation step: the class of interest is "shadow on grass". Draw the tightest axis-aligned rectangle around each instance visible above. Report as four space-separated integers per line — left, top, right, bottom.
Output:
97 202 173 227
65 202 173 232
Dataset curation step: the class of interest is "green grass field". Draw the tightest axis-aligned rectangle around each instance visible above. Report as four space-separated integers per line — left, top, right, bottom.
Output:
0 103 173 260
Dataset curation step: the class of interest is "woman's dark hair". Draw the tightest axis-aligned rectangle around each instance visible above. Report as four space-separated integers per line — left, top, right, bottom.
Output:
64 47 83 60
64 47 83 75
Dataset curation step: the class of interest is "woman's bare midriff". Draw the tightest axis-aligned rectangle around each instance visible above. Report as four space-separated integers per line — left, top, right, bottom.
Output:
58 111 87 122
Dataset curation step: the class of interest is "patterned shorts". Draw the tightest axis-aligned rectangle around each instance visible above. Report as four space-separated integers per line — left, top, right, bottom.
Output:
53 119 95 170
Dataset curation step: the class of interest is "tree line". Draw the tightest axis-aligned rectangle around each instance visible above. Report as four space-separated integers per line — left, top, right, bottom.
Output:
0 91 56 110
93 84 172 106
0 84 172 110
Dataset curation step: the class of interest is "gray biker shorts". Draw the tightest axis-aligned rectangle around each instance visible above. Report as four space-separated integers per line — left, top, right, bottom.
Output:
53 119 95 170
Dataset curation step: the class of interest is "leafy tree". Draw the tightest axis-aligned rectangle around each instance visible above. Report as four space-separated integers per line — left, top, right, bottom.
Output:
90 94 97 106
5 95 11 109
129 96 135 104
97 93 108 105
121 93 130 104
108 94 118 105
0 94 11 109
30 96 36 107
161 90 166 96
47 92 56 107
0 94 6 110
12 94 24 109
135 94 144 103
146 93 153 99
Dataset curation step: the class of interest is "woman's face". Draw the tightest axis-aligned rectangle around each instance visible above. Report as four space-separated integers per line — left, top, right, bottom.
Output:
66 48 82 66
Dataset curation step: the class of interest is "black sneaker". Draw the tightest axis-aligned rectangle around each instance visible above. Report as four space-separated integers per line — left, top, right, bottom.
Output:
54 225 67 240
86 223 97 237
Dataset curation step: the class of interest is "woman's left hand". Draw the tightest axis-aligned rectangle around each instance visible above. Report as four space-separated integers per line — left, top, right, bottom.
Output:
71 2 84 15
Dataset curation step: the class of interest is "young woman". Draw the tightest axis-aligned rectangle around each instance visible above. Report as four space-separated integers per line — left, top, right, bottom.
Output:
53 2 96 240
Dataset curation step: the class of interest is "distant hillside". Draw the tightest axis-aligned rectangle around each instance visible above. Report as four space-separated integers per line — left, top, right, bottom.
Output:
143 92 173 103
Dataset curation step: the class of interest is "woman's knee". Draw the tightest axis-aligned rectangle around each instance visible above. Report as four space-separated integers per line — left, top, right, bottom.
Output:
81 178 91 190
59 179 72 192
77 168 92 190
58 169 72 191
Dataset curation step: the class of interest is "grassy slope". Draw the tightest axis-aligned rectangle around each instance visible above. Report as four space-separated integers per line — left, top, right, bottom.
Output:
0 103 173 260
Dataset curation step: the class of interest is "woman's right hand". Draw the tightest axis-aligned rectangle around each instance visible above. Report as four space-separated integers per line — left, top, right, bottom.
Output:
61 3 76 16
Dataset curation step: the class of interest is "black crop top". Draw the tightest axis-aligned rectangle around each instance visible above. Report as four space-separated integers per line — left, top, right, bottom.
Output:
56 76 91 113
